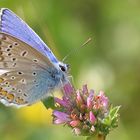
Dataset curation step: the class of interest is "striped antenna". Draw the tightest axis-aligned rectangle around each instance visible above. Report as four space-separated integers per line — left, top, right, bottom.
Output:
62 37 92 62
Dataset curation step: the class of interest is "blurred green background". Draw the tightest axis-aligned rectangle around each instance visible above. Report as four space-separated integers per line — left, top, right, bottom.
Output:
0 0 140 140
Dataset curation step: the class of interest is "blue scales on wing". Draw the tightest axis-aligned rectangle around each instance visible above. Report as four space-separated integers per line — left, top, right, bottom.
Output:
0 8 58 64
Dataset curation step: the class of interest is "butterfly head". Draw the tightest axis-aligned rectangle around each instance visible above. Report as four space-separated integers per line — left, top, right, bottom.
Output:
58 62 70 73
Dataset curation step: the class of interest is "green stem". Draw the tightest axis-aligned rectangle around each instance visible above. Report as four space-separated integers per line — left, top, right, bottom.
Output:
97 134 106 140
87 134 106 140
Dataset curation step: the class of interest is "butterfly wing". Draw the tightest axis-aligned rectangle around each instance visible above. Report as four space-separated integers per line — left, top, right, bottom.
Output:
0 33 64 107
0 8 58 64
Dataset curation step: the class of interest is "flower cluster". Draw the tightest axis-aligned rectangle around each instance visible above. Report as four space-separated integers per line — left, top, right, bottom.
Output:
49 83 120 137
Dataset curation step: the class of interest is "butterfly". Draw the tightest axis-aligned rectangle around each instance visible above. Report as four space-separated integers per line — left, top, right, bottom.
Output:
0 8 69 107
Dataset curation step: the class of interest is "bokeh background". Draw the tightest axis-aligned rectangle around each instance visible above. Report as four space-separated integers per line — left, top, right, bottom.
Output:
0 0 140 140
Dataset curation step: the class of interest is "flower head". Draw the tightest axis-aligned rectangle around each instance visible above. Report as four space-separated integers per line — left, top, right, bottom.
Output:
51 83 120 136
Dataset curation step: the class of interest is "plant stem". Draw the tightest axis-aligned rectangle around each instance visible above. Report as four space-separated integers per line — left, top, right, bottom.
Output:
87 134 106 140
97 134 106 140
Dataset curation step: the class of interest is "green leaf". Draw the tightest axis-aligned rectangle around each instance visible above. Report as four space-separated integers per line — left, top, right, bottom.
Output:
42 96 55 109
109 106 121 119
101 106 121 127
102 116 111 126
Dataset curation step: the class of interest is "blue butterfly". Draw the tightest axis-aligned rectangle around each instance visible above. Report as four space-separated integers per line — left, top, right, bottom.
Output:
0 8 69 107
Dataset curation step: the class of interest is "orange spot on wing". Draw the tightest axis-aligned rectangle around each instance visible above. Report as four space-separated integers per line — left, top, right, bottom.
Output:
6 93 14 101
15 97 25 104
0 90 7 97
0 78 4 83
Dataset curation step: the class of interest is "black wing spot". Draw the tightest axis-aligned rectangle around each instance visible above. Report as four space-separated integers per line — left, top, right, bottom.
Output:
21 51 28 57
20 79 26 84
23 93 27 97
8 53 12 56
5 82 9 85
17 71 23 75
12 57 16 61
13 42 18 46
12 87 16 91
11 76 16 80
18 89 22 93
33 59 38 63
32 72 37 76
6 48 10 52
8 45 13 48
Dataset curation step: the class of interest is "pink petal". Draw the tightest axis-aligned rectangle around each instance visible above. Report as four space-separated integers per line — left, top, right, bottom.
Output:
87 90 94 110
76 91 83 105
87 97 92 110
70 120 80 127
89 89 94 98
82 84 88 94
54 97 68 107
98 91 109 108
63 83 74 95
53 111 70 122
54 119 66 124
89 111 96 124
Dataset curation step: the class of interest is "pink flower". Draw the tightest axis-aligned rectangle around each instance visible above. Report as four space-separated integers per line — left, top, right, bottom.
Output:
52 83 111 136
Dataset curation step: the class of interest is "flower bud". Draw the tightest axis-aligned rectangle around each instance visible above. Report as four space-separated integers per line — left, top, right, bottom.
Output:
89 111 96 124
70 120 80 127
73 128 81 135
91 125 95 132
82 84 88 94
76 91 83 105
87 97 92 110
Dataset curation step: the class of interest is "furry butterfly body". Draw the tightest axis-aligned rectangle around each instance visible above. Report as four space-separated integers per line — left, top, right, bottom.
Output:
0 8 69 107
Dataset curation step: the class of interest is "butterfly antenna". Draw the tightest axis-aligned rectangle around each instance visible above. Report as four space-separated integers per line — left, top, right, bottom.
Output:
62 37 92 62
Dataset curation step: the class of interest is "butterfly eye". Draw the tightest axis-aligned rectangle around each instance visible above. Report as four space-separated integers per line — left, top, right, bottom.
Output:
59 65 66 72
